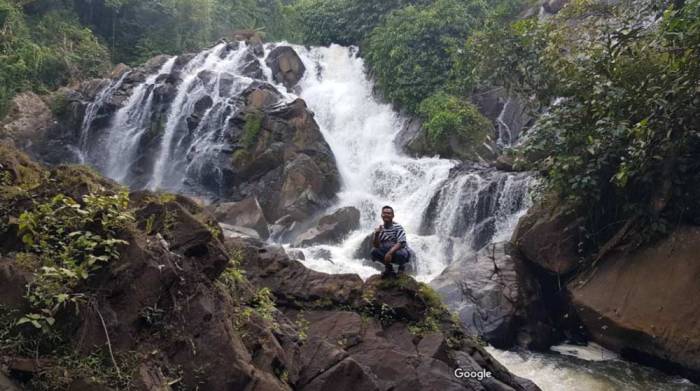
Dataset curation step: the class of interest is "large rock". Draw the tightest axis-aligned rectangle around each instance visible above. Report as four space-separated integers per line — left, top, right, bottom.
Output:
542 0 570 14
231 98 340 224
265 46 306 90
512 198 584 275
404 124 497 163
294 206 361 247
0 92 55 149
430 242 523 347
231 237 541 391
569 225 700 383
207 197 270 239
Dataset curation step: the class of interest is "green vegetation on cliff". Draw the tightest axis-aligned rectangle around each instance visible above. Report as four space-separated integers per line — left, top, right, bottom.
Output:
475 0 700 252
415 91 494 160
0 0 299 116
0 1 110 115
294 0 528 157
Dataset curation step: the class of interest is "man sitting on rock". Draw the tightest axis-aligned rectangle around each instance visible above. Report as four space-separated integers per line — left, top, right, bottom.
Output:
372 206 410 278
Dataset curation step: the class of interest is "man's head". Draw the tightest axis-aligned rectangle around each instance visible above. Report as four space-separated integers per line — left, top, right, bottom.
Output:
381 205 394 224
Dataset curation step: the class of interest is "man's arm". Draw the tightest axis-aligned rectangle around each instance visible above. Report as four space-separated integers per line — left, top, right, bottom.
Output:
384 225 407 262
372 225 382 249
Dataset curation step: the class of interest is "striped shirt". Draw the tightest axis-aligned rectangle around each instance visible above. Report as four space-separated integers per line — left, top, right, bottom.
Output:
378 223 407 248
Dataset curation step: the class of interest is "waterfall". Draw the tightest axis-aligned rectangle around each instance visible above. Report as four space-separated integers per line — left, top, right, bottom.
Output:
284 45 533 281
73 41 699 390
149 43 254 191
78 41 532 282
78 71 131 164
104 57 177 183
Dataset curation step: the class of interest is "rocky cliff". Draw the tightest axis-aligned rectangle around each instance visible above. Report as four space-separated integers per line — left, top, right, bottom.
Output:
512 197 700 383
0 144 538 390
0 42 340 236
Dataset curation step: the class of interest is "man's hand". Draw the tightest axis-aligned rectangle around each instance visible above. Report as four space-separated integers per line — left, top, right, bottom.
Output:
384 252 393 264
374 224 383 234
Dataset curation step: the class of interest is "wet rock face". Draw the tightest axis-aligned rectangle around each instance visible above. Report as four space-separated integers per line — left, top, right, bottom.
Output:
294 206 361 247
512 198 584 275
230 97 340 224
569 225 700 383
266 45 306 90
431 242 523 348
206 197 270 239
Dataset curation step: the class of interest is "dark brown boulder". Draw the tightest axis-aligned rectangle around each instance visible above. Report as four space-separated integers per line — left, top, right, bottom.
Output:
303 357 380 391
543 0 570 14
226 237 541 391
294 206 361 247
231 236 364 307
569 225 700 383
231 98 340 225
0 92 55 150
512 198 584 275
207 197 270 239
266 46 306 90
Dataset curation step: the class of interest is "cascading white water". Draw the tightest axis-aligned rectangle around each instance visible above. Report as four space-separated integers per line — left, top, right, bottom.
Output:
280 44 532 282
149 43 254 191
488 345 699 391
78 71 131 164
104 57 177 183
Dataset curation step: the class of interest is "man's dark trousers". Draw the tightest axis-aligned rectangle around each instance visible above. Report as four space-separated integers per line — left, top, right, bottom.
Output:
371 242 410 269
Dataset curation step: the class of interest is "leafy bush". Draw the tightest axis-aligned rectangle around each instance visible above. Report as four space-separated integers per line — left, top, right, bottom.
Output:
477 0 700 250
0 1 110 115
418 91 493 159
17 191 133 330
294 0 428 46
242 110 264 148
364 0 487 113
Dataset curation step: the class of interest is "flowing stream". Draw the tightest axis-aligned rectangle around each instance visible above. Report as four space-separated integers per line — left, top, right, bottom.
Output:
79 41 697 391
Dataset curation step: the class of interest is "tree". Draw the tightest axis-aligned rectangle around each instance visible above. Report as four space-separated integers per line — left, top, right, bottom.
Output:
364 0 487 113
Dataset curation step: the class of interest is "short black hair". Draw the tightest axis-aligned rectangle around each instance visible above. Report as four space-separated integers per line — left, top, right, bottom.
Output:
381 205 394 212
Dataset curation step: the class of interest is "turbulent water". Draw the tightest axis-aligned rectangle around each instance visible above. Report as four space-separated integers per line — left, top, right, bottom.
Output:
288 45 532 282
488 345 699 391
79 41 697 391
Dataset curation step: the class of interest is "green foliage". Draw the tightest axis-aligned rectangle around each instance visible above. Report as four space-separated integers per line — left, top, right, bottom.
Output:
214 0 301 42
251 287 277 322
294 0 428 46
295 311 310 342
418 91 492 159
218 249 247 294
27 350 136 390
242 110 264 148
478 0 700 250
17 191 133 330
0 1 110 115
364 0 487 113
459 18 557 107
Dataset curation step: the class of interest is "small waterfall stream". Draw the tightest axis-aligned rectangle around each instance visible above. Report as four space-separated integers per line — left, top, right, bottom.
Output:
75 41 696 391
105 56 177 183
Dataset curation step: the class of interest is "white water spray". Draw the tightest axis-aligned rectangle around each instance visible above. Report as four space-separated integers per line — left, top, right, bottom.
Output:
78 71 131 164
284 44 531 281
104 57 177 183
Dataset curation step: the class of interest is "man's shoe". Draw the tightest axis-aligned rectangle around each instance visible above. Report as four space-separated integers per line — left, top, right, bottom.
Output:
382 265 396 279
398 264 406 274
